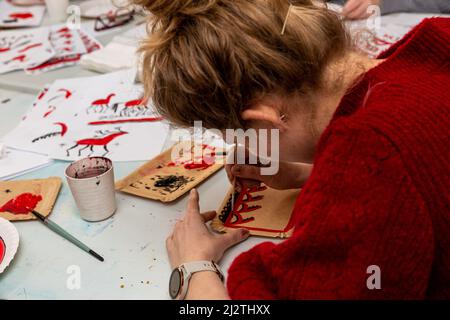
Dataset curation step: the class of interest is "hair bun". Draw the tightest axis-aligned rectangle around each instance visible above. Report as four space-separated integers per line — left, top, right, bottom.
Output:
134 0 218 18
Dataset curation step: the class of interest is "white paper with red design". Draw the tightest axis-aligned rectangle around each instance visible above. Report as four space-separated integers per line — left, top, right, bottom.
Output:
0 0 45 28
0 27 55 74
25 26 102 74
3 69 170 161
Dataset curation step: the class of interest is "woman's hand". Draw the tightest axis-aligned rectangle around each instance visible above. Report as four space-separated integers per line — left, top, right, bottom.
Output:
226 161 312 191
342 0 381 20
166 189 250 269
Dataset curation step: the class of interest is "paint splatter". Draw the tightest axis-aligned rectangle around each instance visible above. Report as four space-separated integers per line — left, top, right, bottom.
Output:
0 193 42 214
153 175 194 194
9 12 34 20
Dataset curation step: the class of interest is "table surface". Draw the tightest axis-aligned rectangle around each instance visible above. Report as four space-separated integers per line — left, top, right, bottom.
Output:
1 7 448 299
0 9 278 299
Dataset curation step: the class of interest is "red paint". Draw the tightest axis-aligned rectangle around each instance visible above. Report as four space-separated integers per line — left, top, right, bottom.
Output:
9 12 34 20
0 236 5 264
183 159 214 170
0 47 10 53
43 106 56 118
12 54 26 62
88 117 163 125
77 131 128 146
91 93 115 106
26 55 81 71
37 88 48 100
18 43 42 53
56 88 72 99
167 158 214 170
167 145 217 170
54 122 68 136
223 185 296 234
0 193 42 215
57 27 70 34
124 98 146 108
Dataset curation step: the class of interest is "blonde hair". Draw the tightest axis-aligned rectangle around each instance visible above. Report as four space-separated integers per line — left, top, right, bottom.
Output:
135 0 349 129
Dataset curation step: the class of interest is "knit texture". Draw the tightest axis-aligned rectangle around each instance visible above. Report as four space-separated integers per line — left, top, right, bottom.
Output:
227 18 450 300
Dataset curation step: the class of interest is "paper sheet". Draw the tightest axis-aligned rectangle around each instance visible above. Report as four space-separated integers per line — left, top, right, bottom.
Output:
3 69 170 162
0 147 53 180
0 0 45 28
25 26 101 74
0 27 55 74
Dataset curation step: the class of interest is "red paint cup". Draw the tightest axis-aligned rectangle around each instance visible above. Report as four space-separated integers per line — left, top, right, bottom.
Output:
65 157 116 222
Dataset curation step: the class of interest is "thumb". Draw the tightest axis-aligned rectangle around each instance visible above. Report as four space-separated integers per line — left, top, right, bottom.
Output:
220 228 250 248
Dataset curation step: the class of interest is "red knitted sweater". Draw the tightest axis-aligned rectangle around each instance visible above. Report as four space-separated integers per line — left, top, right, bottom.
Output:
227 18 450 300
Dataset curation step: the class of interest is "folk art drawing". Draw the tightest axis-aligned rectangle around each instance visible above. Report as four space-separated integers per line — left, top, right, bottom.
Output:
3 69 170 161
212 185 301 239
0 27 55 74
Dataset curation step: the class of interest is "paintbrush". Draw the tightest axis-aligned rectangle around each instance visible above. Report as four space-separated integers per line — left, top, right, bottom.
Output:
31 210 104 262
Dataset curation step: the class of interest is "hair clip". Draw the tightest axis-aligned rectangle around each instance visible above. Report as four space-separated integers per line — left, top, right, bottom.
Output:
281 3 293 35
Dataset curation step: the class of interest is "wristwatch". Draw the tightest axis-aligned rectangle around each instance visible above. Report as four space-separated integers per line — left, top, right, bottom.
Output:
169 260 224 300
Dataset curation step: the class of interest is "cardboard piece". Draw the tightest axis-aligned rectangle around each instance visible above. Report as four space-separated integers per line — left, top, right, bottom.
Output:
212 185 300 239
116 143 225 202
0 177 62 221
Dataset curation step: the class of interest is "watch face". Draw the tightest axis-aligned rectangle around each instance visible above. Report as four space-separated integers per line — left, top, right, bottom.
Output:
169 268 182 299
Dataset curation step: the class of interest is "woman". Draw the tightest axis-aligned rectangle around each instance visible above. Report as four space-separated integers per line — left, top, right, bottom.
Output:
134 0 449 299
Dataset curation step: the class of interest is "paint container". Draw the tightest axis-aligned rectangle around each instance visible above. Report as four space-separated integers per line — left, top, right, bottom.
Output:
44 0 69 22
65 157 116 222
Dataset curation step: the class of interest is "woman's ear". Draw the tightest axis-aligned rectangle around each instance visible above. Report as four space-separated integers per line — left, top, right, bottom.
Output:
241 103 288 130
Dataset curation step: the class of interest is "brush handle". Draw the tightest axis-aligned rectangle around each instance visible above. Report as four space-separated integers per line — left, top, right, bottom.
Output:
45 219 91 252
32 211 104 262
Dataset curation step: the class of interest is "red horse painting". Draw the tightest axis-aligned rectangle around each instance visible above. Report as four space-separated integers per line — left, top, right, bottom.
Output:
87 93 115 114
65 128 128 157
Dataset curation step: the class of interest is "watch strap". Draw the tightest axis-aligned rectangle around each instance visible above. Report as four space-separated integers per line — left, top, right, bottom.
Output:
177 260 224 300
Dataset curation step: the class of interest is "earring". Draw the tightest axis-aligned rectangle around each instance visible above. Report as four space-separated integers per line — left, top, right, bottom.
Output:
280 114 287 122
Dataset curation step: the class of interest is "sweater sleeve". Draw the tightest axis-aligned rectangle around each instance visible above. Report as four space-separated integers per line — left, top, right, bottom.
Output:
381 0 450 14
227 123 435 299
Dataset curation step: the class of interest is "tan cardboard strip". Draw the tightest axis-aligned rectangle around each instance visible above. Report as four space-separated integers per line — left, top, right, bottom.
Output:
0 177 62 221
116 143 225 203
212 184 300 239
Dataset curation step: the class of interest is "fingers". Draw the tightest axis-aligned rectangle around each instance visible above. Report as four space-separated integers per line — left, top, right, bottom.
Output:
343 0 369 19
201 211 217 223
342 0 361 15
220 228 250 248
186 189 200 215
